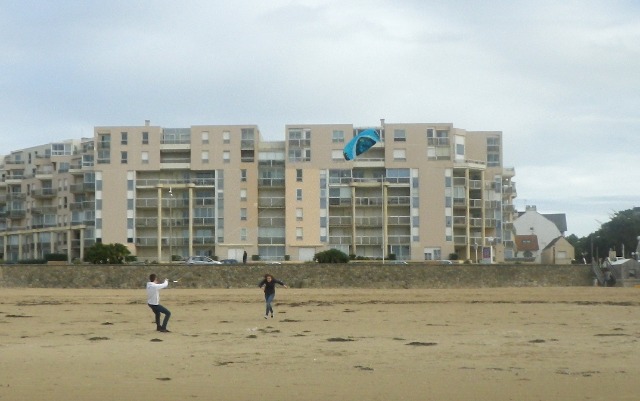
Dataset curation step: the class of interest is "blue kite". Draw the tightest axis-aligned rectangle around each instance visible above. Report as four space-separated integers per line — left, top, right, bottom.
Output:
343 129 380 161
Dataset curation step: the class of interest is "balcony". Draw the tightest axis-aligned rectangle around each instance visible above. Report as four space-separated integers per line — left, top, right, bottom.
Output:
31 206 58 214
387 235 411 245
136 217 158 227
328 216 352 226
354 236 382 245
328 198 352 207
193 236 216 245
8 209 26 219
193 217 215 226
136 198 160 208
388 216 410 225
453 216 466 226
70 183 95 193
258 198 285 208
354 216 383 227
354 197 383 206
387 196 410 206
136 237 159 247
6 174 24 184
258 236 286 245
454 235 468 245
471 217 486 227
328 236 352 245
7 192 26 201
35 167 54 179
70 201 95 210
258 217 285 227
258 178 285 188
469 199 483 208
31 188 57 198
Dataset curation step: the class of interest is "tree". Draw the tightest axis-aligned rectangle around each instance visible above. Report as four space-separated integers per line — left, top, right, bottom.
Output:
85 243 133 264
570 208 640 262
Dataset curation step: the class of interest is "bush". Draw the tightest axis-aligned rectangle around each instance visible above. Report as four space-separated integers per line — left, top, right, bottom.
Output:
45 253 68 261
252 254 260 261
314 249 349 263
388 253 396 260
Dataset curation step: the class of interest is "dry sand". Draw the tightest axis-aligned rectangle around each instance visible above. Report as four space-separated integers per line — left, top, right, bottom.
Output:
0 286 638 401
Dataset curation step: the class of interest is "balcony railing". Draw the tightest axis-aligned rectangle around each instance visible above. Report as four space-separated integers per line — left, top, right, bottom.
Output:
387 235 411 245
388 216 410 225
258 198 285 208
354 216 382 226
258 217 285 227
258 236 286 245
328 216 352 226
31 188 56 198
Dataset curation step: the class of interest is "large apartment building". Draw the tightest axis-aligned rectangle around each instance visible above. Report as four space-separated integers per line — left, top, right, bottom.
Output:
0 120 517 263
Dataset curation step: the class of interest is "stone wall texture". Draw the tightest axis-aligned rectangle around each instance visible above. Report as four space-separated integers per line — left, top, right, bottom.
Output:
0 263 594 289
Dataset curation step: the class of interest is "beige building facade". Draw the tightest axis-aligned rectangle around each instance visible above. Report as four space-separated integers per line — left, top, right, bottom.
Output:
0 120 517 263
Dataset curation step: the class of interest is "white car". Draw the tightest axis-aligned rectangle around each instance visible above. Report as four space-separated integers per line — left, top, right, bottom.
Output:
184 256 222 265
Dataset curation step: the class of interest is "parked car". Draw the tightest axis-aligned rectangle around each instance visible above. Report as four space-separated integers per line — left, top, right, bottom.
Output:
219 259 238 264
184 256 222 265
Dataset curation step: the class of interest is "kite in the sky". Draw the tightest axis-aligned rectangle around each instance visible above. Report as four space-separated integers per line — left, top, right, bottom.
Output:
343 129 380 161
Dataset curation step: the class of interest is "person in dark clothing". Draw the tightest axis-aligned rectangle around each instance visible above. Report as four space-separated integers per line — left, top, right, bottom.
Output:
258 273 287 318
243 251 248 264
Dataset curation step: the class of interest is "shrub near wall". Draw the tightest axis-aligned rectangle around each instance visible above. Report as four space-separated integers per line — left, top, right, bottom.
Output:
0 263 594 289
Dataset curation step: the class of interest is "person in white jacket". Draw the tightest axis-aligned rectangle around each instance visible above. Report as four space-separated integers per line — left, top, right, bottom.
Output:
146 274 171 332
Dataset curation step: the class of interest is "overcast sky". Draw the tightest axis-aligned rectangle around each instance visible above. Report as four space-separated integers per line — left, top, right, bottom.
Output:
1 0 638 238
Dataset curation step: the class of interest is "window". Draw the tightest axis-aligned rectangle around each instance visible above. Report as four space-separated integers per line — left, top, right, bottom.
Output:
223 151 230 163
241 169 247 182
142 132 149 145
240 228 247 241
240 189 247 201
332 130 344 143
456 143 465 157
296 189 302 201
240 208 247 221
296 208 303 221
120 151 128 164
393 149 406 161
296 227 303 240
121 132 128 145
202 150 209 164
394 129 406 142
223 131 230 144
296 169 303 182
141 151 149 164
201 131 209 144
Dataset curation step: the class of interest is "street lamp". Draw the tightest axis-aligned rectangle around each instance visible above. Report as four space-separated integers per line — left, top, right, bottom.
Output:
168 187 173 263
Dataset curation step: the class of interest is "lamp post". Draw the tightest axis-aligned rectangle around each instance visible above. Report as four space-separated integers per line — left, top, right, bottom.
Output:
168 187 173 263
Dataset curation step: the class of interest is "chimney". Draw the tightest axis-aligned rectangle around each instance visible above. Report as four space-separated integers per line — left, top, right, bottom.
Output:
145 120 150 126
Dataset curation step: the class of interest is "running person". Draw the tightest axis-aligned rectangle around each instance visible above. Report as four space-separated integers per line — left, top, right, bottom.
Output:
258 274 288 318
147 273 171 332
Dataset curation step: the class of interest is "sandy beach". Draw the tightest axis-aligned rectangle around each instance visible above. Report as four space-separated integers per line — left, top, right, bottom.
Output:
0 286 638 401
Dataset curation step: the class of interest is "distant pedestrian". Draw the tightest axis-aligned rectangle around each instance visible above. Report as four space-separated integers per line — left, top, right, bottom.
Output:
258 274 287 319
243 250 248 264
146 273 171 332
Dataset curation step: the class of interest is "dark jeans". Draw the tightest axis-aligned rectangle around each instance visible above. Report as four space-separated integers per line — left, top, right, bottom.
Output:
148 304 171 330
265 293 275 315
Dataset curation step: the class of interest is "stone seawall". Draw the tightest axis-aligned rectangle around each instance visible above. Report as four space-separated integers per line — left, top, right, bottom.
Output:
0 263 594 289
